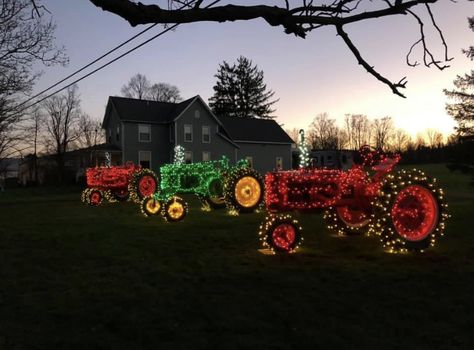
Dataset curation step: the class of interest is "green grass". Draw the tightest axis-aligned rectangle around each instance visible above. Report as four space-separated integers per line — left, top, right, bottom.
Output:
0 164 473 349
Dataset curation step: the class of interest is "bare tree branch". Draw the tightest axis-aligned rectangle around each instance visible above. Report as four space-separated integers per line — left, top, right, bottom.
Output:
88 0 453 97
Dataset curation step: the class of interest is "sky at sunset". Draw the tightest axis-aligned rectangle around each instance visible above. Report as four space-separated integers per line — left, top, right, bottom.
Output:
33 1 474 137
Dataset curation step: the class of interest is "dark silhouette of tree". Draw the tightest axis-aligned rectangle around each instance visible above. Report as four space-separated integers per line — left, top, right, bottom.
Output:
42 85 81 183
121 73 151 99
89 0 453 97
308 113 345 150
444 4 474 137
0 0 67 166
209 56 277 119
121 73 182 102
149 83 182 103
393 129 411 152
75 114 104 149
344 114 371 150
372 116 394 150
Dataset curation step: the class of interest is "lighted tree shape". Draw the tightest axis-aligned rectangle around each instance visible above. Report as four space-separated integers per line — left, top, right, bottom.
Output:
173 145 185 164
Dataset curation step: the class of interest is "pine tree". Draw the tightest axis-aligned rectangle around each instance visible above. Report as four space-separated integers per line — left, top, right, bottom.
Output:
444 15 474 137
209 56 278 119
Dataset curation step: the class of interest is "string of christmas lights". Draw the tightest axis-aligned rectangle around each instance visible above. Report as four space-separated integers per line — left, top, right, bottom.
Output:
259 146 448 254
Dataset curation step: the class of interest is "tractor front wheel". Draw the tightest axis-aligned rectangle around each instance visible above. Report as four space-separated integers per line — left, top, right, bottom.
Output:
140 196 161 217
259 214 302 253
372 169 448 252
86 188 104 206
163 196 188 222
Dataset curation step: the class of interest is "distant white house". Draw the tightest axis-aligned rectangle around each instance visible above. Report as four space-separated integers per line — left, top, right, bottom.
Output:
310 150 357 170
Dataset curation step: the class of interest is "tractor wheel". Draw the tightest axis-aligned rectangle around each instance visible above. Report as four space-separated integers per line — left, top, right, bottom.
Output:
372 169 448 253
224 167 264 214
140 196 161 217
203 177 225 209
128 169 159 203
162 196 188 222
86 188 103 206
259 214 302 253
324 205 372 236
81 188 91 203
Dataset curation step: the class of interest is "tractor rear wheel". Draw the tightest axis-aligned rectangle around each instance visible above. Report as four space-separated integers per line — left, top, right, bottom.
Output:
128 169 158 203
224 167 264 213
259 214 302 253
372 169 448 252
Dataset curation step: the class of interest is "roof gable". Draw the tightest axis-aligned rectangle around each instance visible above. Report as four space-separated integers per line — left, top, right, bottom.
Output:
105 96 196 124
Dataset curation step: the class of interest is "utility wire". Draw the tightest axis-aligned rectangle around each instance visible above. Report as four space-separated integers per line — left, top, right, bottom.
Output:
14 22 159 110
14 0 220 116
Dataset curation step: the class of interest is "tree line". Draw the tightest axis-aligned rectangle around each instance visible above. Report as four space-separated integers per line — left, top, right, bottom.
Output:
286 114 448 153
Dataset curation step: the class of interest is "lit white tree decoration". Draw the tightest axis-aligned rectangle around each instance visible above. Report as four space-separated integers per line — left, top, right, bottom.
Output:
298 129 310 168
173 145 185 164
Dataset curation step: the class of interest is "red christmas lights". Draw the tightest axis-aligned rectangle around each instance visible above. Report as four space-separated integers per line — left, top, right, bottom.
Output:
81 162 159 206
259 146 448 254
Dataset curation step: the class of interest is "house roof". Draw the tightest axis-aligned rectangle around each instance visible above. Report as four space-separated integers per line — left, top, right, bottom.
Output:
108 95 197 123
217 116 294 144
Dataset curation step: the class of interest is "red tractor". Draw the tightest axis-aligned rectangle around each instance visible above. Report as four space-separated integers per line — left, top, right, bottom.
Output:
259 146 449 254
81 162 158 206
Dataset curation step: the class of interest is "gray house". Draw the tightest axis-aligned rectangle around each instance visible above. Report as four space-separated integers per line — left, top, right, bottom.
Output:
101 95 293 174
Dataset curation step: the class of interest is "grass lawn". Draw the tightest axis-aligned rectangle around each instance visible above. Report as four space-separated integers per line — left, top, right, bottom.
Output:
0 164 473 349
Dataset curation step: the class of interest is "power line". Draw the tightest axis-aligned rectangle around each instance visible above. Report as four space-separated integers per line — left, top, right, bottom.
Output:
14 22 159 110
15 0 221 116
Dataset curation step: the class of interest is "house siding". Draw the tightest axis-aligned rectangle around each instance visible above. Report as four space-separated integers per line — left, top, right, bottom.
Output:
236 142 292 174
105 106 122 149
122 122 171 173
175 100 237 163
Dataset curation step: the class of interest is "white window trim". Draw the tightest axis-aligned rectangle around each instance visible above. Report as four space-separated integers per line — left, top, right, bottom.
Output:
184 124 193 143
202 151 211 162
202 125 211 143
138 150 152 169
138 124 151 143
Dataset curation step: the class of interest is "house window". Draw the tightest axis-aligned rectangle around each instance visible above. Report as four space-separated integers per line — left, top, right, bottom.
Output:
195 110 200 119
108 129 112 143
138 124 151 142
202 126 210 143
202 151 211 162
184 151 193 164
116 125 120 142
246 156 253 168
184 124 193 142
139 151 151 169
276 157 283 170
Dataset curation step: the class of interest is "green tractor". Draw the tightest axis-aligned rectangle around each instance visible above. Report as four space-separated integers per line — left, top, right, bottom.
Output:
140 156 264 217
